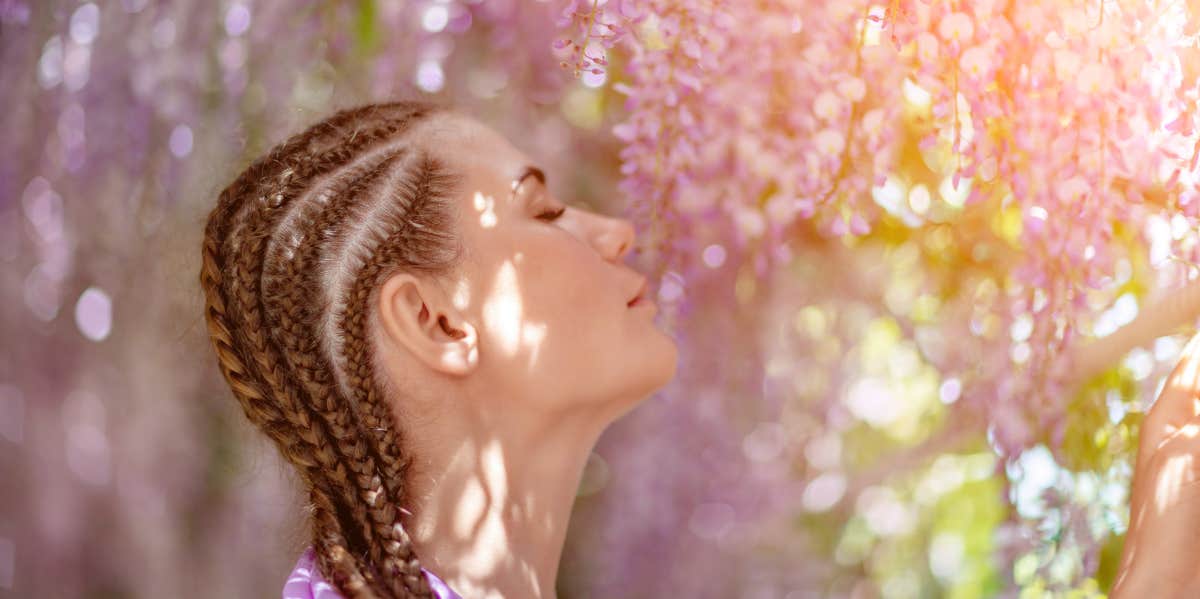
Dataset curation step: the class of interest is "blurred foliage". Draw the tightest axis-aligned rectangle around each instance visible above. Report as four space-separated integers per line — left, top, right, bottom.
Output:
2 1 1197 598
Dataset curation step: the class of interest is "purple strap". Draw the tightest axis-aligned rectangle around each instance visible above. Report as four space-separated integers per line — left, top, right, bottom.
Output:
283 545 463 599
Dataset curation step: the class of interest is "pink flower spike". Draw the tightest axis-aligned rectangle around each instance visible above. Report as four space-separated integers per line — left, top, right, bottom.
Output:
938 12 975 44
960 45 991 79
613 122 637 141
796 197 816 218
1168 113 1193 135
1181 191 1200 216
1024 209 1047 236
1165 168 1181 189
1180 190 1200 217
616 0 639 18
850 214 870 235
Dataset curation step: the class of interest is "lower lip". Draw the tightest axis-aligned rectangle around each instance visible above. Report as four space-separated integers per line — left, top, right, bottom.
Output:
629 297 656 311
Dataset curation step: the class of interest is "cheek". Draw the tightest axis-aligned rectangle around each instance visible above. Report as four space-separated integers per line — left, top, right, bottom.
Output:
523 268 588 329
524 245 616 346
472 230 620 375
516 234 598 301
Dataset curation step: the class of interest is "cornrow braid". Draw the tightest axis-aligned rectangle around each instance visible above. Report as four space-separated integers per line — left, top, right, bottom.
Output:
262 147 428 598
200 100 464 598
203 189 389 596
310 483 378 595
206 124 408 595
336 151 464 592
222 117 421 597
335 150 463 501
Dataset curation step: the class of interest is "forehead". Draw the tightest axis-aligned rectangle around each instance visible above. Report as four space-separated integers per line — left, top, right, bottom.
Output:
412 113 530 192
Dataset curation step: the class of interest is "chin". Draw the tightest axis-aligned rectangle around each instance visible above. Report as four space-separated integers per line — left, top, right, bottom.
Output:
631 333 680 401
588 330 679 421
650 333 679 389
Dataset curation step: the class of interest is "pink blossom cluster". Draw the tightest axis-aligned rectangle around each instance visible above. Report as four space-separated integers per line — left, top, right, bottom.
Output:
886 0 1199 456
560 0 1200 457
553 0 644 78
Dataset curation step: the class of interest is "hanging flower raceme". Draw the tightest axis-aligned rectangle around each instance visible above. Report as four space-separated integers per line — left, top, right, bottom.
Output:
558 0 1200 455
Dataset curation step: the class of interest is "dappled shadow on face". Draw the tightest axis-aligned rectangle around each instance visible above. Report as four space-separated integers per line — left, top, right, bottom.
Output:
398 146 660 597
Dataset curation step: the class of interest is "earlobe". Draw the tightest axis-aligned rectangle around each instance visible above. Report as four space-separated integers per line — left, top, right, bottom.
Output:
377 273 479 376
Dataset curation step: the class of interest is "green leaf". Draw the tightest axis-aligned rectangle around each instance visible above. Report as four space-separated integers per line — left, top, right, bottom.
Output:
354 0 381 57
1094 532 1125 593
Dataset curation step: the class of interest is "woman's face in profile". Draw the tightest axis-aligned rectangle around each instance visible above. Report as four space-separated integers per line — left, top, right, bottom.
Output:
406 113 678 417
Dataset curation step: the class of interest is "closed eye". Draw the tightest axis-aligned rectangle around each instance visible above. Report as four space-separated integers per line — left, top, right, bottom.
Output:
538 205 566 222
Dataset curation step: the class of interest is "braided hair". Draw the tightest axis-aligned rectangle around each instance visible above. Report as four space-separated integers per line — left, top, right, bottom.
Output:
199 100 465 598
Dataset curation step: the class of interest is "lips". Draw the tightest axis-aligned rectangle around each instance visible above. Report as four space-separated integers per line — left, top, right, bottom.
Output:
627 276 648 307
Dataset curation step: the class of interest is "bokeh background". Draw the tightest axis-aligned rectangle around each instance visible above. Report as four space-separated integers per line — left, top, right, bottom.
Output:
3 0 1200 597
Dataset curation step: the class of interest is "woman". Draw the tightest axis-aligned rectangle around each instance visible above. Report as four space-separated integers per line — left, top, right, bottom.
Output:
200 100 1199 598
199 100 676 598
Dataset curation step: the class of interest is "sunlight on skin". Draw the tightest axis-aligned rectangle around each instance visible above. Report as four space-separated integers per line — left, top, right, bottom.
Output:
438 438 549 599
453 188 528 577
475 207 551 372
454 441 512 578
463 202 553 574
521 321 548 368
452 476 487 540
474 191 498 229
1148 335 1200 455
450 271 472 314
1151 423 1200 513
433 123 566 597
1154 450 1195 514
481 438 509 506
1115 332 1200 597
374 112 677 599
481 260 524 357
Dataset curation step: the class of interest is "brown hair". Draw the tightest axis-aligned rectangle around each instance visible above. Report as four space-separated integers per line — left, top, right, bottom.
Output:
199 100 464 598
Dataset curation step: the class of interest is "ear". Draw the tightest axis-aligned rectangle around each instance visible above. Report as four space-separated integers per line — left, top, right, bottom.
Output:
376 272 479 376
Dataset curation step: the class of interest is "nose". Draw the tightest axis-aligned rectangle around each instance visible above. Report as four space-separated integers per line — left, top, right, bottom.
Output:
594 215 636 263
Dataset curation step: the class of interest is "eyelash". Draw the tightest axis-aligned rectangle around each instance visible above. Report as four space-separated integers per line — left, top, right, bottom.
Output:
537 205 566 222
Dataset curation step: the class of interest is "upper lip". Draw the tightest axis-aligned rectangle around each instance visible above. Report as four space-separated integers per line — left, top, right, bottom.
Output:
627 276 648 306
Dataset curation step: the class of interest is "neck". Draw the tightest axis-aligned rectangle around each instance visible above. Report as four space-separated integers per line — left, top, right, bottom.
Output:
402 400 608 599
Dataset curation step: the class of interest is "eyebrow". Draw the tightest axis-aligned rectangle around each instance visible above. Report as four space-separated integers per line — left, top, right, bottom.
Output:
512 165 546 193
